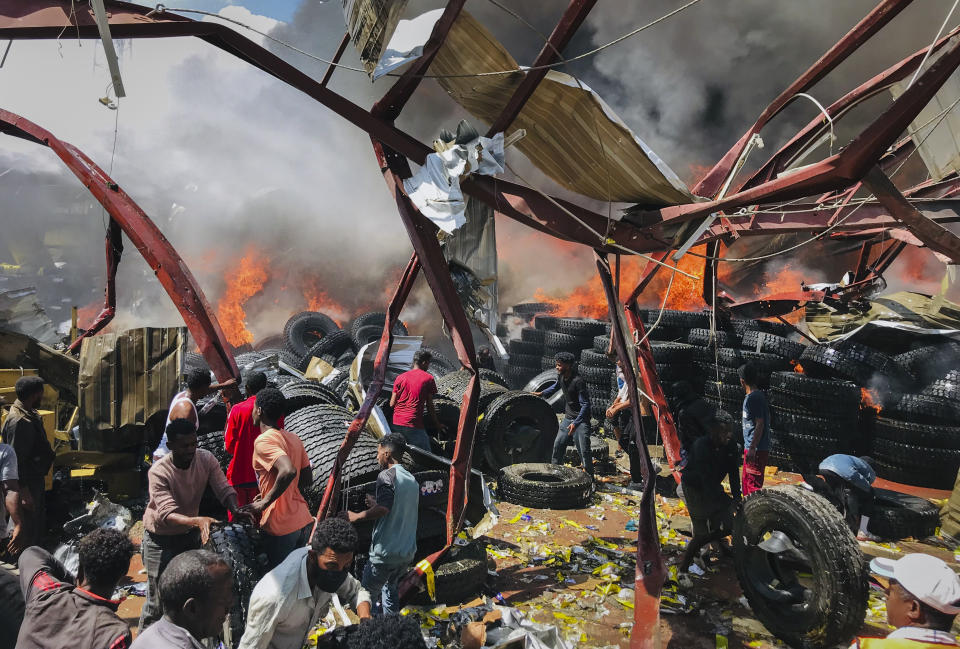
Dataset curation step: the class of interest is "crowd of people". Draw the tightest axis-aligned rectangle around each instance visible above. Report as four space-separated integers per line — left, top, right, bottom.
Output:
2 343 960 648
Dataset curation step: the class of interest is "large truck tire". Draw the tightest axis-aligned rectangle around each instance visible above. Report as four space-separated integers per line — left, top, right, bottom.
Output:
866 489 941 541
284 404 382 507
498 463 592 509
0 565 24 649
205 523 267 648
734 486 867 649
412 540 488 605
280 380 345 412
478 392 556 470
284 311 341 358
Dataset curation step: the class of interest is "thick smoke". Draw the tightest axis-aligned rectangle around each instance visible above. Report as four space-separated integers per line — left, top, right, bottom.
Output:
0 1 954 342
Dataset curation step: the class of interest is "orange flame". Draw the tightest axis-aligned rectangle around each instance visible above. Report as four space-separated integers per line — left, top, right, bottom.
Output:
301 277 350 327
216 247 268 347
533 246 708 317
791 360 805 374
861 387 881 413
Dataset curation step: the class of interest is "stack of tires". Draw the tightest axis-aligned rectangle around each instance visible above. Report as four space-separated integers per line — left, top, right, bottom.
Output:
767 371 860 473
504 331 546 389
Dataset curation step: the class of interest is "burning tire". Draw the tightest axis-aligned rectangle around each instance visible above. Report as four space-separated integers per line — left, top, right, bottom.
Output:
498 463 592 509
741 331 805 360
734 486 867 649
281 380 345 412
0 565 24 649
479 391 556 470
205 522 268 648
867 488 941 541
284 311 340 358
284 404 382 507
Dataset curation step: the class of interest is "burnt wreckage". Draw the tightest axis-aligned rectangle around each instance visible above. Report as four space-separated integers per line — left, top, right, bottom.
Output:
3 1 960 646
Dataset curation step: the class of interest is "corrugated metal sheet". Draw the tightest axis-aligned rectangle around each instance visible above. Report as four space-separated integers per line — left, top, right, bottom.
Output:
343 0 409 76
432 11 694 206
79 327 185 452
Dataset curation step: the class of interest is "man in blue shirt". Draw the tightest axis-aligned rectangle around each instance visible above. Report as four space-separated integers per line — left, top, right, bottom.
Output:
739 362 771 496
534 352 593 479
346 433 419 615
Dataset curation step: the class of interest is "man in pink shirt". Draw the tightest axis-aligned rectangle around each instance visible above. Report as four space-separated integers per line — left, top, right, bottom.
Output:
241 387 313 569
389 349 444 452
139 418 249 630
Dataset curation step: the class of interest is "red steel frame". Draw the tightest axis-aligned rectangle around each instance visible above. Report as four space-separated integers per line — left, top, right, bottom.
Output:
2 0 959 643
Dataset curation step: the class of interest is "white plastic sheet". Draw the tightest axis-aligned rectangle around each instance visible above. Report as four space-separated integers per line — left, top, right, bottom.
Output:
372 9 444 80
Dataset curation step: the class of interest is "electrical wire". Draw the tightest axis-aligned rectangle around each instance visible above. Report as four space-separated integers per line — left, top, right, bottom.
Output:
152 0 706 79
906 0 960 90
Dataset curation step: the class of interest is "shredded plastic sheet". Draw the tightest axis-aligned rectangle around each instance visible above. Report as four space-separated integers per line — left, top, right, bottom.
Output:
403 126 505 233
372 8 444 80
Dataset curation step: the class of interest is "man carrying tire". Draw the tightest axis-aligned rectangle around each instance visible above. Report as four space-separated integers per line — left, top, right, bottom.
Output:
140 418 248 630
852 554 960 648
678 410 741 572
225 371 278 515
242 387 314 569
345 433 418 616
739 362 771 496
132 550 234 649
534 351 593 480
239 518 372 649
17 528 136 649
389 349 443 452
1 376 54 548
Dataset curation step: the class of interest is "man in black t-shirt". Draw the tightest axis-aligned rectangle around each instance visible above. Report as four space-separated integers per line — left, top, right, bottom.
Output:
535 352 593 479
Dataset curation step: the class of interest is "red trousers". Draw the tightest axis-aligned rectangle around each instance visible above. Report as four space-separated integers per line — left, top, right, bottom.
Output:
742 450 769 497
228 485 260 521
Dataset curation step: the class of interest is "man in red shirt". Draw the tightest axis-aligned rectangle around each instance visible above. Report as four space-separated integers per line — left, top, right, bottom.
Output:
389 349 443 451
224 371 281 514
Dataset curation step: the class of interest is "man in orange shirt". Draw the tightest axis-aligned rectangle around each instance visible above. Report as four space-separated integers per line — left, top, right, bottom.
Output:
241 387 313 569
224 372 275 515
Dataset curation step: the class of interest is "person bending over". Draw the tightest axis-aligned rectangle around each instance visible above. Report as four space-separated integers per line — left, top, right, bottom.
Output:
238 517 372 649
805 454 876 539
678 410 741 572
17 528 136 649
851 553 960 648
140 418 247 629
132 550 234 649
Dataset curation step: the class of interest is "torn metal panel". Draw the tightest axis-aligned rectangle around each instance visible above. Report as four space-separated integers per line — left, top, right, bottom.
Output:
443 198 499 335
806 291 960 341
78 327 186 452
0 286 59 345
892 59 960 181
343 0 409 76
0 328 77 402
432 11 693 206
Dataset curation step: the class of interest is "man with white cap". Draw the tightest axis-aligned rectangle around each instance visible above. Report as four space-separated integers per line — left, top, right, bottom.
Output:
851 553 960 648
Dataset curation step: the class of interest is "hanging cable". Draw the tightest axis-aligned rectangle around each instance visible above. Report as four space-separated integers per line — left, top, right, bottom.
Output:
906 0 960 89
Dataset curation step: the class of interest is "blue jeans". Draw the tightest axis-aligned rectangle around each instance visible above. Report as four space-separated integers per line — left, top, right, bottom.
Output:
262 523 312 570
391 424 431 452
552 416 593 477
362 561 408 615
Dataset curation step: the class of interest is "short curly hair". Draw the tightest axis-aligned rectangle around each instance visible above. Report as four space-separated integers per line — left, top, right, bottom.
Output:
185 368 213 391
554 351 576 366
255 387 287 421
346 614 427 649
77 528 136 589
311 517 358 555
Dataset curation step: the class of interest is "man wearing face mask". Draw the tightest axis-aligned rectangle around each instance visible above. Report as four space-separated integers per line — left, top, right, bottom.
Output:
238 518 372 649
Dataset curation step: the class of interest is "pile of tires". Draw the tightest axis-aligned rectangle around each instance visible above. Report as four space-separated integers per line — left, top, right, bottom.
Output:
284 311 341 359
767 372 860 473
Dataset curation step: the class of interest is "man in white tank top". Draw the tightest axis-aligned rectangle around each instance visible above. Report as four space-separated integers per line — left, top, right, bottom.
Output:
153 368 227 462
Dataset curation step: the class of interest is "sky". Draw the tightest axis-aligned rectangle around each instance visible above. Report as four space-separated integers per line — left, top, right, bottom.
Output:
0 1 955 339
